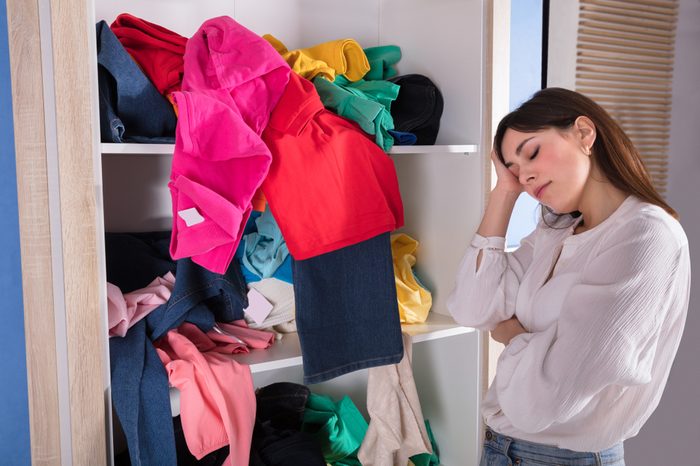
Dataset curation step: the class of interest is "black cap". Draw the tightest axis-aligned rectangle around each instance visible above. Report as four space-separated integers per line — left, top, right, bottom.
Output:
388 74 444 145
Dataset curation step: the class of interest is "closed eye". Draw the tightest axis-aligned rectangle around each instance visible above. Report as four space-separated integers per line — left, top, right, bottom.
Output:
530 147 540 160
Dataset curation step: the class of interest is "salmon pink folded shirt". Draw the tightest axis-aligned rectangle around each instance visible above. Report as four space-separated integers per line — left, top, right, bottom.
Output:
155 321 275 465
169 16 290 273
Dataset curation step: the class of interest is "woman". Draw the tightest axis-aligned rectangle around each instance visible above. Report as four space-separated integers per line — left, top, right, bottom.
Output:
447 88 690 466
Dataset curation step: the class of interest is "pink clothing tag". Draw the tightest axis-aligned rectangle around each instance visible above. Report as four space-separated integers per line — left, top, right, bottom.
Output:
243 288 273 325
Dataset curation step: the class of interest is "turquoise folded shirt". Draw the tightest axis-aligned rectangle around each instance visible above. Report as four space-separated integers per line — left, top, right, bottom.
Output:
313 75 399 151
364 45 401 81
241 206 291 281
303 393 368 465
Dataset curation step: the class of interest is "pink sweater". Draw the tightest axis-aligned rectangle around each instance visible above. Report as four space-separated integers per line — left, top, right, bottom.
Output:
169 17 290 273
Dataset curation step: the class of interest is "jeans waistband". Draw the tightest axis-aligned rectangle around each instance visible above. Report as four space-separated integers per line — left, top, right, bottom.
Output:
484 427 624 465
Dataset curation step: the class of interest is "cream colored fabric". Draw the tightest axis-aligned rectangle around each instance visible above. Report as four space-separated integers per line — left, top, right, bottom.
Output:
358 333 432 466
245 278 296 330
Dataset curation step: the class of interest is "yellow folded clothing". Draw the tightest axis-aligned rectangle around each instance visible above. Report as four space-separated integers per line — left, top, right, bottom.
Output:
264 34 336 81
391 233 432 323
264 35 370 82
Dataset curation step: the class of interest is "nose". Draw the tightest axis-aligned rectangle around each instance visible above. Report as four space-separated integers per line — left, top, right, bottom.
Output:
519 170 536 186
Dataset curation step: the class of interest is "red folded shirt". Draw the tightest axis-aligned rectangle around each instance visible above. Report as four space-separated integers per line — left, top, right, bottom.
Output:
111 13 188 96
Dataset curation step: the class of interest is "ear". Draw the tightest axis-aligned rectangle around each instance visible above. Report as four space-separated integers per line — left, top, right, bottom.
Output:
574 116 596 153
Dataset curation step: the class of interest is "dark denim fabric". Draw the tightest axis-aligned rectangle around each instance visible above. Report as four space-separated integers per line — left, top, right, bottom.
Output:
105 231 174 293
146 255 248 340
96 21 177 143
110 320 175 466
106 232 248 466
293 232 403 384
250 383 326 466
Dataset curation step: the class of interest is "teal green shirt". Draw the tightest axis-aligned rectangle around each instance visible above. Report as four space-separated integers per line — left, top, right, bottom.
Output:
313 75 399 151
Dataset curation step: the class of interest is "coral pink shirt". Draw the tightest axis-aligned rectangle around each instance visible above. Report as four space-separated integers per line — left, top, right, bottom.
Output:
156 321 274 465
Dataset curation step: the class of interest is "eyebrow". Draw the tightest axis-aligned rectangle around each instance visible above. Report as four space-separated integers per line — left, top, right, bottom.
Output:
504 136 535 168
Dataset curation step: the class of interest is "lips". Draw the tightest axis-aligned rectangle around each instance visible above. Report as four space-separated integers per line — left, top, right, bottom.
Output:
534 182 550 199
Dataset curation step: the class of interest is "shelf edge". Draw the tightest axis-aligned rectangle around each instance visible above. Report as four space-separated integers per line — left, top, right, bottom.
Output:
101 143 479 155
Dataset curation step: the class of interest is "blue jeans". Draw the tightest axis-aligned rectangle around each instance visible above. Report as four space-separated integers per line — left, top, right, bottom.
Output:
480 428 625 466
106 232 248 466
293 232 404 384
96 21 176 143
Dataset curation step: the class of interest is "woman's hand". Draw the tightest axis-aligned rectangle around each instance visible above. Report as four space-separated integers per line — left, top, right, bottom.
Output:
491 149 523 195
491 316 528 345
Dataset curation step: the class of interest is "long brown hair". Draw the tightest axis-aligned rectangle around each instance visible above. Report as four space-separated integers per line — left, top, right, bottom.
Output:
493 87 678 220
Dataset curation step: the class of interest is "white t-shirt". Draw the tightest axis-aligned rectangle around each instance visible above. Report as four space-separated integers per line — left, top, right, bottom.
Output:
447 195 690 451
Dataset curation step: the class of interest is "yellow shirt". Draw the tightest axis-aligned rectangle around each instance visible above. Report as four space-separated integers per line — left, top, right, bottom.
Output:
391 233 432 323
264 35 369 82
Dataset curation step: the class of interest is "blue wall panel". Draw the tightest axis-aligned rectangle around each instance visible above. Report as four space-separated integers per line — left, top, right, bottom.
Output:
0 2 32 464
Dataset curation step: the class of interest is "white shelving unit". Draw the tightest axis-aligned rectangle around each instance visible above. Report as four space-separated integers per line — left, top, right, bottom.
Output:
100 142 479 155
94 1 491 464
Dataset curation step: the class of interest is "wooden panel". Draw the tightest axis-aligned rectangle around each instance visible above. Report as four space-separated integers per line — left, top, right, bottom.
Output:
49 0 108 463
576 0 679 196
6 0 62 464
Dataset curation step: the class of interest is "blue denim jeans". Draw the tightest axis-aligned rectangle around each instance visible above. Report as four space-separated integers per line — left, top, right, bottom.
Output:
106 232 248 466
96 21 176 143
480 428 625 466
293 232 403 384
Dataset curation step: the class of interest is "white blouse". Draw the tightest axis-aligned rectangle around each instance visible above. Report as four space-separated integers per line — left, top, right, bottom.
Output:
447 195 691 451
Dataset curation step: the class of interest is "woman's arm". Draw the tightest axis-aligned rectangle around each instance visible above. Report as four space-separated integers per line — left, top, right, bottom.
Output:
447 150 532 330
475 188 520 271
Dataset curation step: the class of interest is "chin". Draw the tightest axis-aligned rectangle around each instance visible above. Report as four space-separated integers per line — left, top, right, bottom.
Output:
543 200 577 215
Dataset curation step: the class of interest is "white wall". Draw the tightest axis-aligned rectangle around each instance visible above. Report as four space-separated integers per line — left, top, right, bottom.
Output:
624 0 700 464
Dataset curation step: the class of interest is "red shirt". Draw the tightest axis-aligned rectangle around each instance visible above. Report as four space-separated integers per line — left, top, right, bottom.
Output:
262 73 404 260
111 13 187 96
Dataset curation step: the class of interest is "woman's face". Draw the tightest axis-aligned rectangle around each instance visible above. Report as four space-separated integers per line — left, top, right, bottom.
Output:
500 126 592 213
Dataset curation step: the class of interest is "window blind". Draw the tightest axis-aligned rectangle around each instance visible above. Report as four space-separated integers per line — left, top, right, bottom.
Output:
576 0 679 194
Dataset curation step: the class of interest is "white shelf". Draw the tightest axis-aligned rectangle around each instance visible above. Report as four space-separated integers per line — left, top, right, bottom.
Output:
100 143 478 155
235 312 474 374
389 144 478 155
101 143 175 154
169 312 475 416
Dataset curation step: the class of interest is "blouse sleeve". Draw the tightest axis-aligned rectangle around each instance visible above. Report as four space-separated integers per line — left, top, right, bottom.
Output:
494 216 688 433
446 227 538 331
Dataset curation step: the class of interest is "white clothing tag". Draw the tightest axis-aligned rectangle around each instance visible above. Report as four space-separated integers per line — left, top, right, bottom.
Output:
243 288 274 325
178 207 205 227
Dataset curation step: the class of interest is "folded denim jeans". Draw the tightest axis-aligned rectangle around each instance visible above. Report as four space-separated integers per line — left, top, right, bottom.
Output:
293 232 403 384
96 21 177 143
